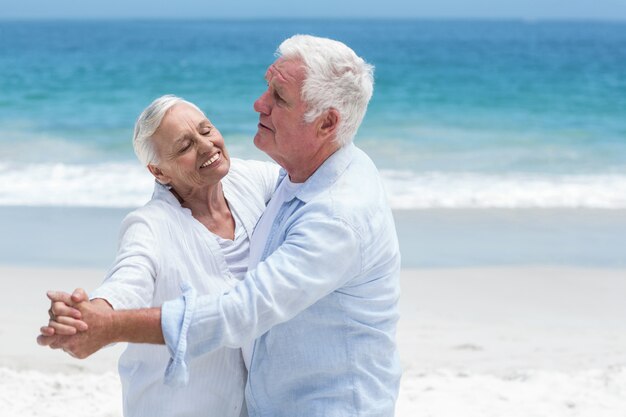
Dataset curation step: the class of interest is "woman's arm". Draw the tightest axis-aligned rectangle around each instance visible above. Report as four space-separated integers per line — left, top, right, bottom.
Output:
41 210 160 336
90 211 160 309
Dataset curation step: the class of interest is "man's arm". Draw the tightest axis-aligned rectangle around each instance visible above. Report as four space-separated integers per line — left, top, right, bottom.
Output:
40 212 361 363
170 213 362 362
38 289 164 359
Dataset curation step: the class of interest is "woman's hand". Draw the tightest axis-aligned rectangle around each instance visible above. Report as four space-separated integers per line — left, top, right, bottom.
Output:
37 289 115 359
40 290 88 336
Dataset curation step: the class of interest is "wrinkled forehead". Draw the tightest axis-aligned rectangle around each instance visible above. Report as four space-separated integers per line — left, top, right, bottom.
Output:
265 57 306 86
160 103 206 129
169 102 205 120
153 103 208 144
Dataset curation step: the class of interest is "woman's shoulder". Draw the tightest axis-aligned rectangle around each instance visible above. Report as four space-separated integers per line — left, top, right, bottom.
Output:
121 195 182 231
229 157 279 176
226 158 280 188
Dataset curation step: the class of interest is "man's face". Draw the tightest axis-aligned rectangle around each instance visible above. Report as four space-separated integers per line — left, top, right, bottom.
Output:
253 58 319 173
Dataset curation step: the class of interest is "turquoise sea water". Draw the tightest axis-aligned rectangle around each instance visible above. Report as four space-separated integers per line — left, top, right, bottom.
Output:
1 19 626 208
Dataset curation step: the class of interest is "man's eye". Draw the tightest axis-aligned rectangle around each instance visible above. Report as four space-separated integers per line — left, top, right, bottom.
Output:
179 143 191 153
202 128 212 136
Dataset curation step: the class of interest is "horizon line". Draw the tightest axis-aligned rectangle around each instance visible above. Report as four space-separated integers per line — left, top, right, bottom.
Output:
1 16 626 23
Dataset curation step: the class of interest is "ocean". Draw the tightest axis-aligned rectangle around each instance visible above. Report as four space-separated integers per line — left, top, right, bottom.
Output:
1 19 625 208
1 19 625 267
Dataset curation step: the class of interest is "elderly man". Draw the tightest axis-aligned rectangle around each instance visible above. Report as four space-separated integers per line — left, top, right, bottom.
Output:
40 34 401 416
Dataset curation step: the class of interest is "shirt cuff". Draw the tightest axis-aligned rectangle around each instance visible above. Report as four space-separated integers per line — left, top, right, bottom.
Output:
161 282 197 387
89 288 123 310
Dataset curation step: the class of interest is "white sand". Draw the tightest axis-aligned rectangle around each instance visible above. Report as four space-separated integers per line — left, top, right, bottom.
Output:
395 267 626 416
2 266 625 416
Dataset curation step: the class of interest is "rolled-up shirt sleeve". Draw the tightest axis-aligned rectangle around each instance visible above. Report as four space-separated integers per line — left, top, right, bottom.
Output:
161 211 363 384
162 282 196 387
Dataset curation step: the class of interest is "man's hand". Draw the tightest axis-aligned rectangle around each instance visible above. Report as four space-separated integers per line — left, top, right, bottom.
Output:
37 288 116 359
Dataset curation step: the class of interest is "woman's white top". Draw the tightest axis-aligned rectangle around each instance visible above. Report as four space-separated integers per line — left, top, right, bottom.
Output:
215 210 249 282
90 158 279 417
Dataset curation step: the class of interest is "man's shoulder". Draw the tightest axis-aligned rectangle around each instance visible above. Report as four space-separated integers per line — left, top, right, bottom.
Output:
333 147 387 207
303 147 390 230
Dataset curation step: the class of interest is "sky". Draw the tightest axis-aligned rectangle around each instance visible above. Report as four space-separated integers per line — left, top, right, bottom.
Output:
2 0 626 20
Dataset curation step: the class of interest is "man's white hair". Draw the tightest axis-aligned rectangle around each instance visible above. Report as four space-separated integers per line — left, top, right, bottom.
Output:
277 34 374 147
133 95 204 166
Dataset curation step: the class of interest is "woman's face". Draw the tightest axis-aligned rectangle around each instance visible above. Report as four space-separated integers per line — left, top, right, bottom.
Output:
148 103 230 193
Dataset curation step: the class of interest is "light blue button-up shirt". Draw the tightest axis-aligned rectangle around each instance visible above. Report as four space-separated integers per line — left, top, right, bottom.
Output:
162 143 402 416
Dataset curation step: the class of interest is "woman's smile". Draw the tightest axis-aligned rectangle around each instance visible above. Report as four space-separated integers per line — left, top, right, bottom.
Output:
200 152 221 169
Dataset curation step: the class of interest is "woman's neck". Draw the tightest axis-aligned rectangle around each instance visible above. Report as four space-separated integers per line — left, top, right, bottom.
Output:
170 182 235 240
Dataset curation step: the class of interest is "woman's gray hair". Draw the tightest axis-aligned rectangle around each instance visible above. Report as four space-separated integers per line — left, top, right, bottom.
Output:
276 35 374 147
133 95 204 166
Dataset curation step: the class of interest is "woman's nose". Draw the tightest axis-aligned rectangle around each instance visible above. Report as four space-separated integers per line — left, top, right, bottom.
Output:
197 134 214 153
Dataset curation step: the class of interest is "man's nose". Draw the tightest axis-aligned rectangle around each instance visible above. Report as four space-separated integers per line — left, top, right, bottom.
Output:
253 90 271 115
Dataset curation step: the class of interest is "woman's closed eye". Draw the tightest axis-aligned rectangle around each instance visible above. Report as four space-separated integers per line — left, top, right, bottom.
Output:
199 123 213 136
179 141 192 153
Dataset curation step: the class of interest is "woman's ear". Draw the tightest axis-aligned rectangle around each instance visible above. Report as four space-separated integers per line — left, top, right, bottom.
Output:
317 108 340 140
147 164 170 185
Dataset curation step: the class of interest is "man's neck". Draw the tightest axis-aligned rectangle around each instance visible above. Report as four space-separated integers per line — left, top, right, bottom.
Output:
286 143 342 183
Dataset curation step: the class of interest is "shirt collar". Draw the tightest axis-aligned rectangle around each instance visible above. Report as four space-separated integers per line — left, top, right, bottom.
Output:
151 181 184 207
151 177 258 239
276 142 355 204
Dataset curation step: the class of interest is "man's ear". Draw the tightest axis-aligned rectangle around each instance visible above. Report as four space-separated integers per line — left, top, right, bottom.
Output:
147 164 170 185
317 108 340 140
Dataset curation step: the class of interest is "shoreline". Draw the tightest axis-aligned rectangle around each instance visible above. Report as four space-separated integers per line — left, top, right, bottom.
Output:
2 206 625 269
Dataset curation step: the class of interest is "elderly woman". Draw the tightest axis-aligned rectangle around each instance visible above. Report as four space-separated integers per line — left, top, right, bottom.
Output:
43 95 278 416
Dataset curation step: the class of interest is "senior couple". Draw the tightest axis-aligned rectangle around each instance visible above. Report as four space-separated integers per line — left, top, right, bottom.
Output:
38 35 401 417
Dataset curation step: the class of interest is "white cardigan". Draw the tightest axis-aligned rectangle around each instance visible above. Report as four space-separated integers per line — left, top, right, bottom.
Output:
91 158 279 417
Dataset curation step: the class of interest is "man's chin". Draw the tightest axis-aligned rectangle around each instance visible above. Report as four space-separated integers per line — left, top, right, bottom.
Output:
253 132 268 151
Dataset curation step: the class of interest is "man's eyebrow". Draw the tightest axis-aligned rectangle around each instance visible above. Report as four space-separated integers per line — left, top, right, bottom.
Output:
266 64 288 84
265 65 276 80
267 76 287 95
273 84 285 95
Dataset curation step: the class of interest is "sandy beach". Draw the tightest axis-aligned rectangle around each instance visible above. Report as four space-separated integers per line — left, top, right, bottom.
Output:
2 265 625 416
1 205 623 416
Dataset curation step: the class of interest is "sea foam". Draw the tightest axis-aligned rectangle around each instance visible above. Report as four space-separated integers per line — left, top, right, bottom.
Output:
2 162 626 209
382 170 626 209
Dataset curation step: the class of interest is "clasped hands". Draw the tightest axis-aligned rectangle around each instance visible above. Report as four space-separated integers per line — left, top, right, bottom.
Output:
37 289 114 359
